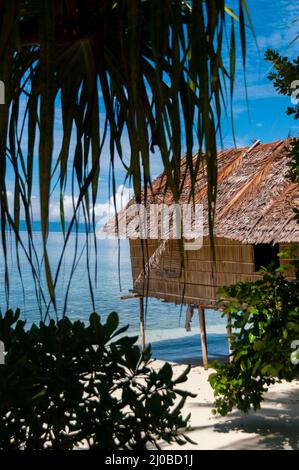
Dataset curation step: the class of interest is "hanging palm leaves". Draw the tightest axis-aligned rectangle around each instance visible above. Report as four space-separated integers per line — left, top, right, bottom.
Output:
0 0 251 317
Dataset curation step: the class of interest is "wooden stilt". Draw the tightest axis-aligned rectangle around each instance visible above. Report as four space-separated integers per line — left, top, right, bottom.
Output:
139 296 145 352
226 311 233 362
198 307 208 370
0 340 4 365
120 292 145 351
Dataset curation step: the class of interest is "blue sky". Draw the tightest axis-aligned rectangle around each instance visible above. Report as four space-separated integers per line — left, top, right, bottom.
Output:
6 0 299 226
222 0 299 147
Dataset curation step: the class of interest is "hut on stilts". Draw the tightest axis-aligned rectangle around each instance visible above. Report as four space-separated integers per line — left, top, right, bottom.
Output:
102 138 299 368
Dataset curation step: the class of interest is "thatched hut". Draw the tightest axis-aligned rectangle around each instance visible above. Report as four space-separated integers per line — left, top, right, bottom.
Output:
102 138 299 367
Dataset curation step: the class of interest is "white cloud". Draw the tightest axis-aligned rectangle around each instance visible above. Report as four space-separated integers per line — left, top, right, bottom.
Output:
48 184 132 225
257 31 283 50
256 1 299 56
222 135 252 149
232 103 248 117
49 195 78 222
5 184 132 227
6 190 41 221
93 185 132 228
234 83 281 101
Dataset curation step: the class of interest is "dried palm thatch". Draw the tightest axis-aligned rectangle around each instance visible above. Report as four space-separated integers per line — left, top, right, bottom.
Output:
103 138 299 244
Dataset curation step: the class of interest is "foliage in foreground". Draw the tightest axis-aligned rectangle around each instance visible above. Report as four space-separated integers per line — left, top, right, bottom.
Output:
0 310 194 449
209 259 299 416
265 49 299 223
0 1 252 312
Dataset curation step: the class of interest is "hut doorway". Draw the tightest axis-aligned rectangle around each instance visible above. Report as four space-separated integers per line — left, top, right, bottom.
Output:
253 243 279 271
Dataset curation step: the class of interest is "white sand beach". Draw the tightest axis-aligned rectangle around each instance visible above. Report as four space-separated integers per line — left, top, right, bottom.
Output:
153 361 299 451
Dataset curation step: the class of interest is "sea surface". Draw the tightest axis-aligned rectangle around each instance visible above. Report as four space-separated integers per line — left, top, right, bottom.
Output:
0 229 228 364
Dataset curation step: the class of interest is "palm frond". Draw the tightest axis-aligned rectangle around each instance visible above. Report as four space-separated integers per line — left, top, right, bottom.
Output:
0 0 252 317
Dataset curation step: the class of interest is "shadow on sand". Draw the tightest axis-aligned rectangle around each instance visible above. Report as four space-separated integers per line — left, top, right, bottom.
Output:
150 332 229 366
213 386 299 450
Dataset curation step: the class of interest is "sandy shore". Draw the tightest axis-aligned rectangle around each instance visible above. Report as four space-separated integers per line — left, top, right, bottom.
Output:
153 360 299 450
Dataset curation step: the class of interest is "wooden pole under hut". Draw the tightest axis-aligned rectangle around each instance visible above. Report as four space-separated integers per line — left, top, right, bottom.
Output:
121 293 145 352
198 306 208 370
139 296 145 352
226 311 233 362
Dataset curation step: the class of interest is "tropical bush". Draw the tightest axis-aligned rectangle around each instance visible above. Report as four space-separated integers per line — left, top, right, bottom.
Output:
209 255 299 416
265 49 299 222
0 310 194 449
0 1 252 310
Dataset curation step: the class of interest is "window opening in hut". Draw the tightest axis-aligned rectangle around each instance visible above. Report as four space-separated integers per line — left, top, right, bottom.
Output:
253 243 279 271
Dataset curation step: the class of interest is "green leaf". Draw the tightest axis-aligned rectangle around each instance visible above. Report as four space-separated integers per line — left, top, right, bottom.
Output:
106 312 119 335
224 6 239 22
174 365 191 385
125 345 141 370
160 362 173 382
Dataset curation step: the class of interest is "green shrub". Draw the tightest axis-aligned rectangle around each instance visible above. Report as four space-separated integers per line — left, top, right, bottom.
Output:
209 260 299 416
0 310 194 449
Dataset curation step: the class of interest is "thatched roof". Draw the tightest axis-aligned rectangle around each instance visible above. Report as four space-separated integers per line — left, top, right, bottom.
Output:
102 138 299 244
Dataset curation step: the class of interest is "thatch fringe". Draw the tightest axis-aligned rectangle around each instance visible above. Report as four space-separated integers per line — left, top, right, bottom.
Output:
102 138 299 245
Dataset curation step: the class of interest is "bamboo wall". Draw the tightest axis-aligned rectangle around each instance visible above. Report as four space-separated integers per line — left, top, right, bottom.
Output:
130 237 298 307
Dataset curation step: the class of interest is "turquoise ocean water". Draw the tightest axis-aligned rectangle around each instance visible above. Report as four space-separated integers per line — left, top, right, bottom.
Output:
0 229 228 364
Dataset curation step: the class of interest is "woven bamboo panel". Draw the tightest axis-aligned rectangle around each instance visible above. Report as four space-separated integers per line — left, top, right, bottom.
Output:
130 239 296 305
130 240 159 258
130 237 245 255
201 236 241 246
185 244 253 262
180 271 261 286
132 257 255 276
134 271 261 293
182 259 255 274
133 287 217 307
